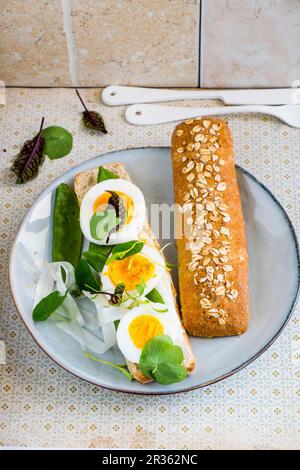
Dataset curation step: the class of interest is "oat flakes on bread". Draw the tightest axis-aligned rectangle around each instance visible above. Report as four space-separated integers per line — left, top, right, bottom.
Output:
172 118 249 337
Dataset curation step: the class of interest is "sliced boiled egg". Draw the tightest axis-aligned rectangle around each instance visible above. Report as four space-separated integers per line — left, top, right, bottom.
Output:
116 305 177 363
101 245 165 297
80 179 146 245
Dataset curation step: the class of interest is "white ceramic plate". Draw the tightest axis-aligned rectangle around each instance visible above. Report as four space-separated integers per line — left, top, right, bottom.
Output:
9 148 300 395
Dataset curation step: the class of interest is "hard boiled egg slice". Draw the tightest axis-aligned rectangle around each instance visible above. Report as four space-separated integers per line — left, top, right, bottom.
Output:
116 305 177 363
101 245 165 297
80 179 146 245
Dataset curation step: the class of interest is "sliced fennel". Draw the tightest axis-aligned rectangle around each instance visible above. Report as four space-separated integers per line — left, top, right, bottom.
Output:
32 261 117 356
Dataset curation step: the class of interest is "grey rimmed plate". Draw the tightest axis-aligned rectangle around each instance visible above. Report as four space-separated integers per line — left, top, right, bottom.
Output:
9 148 300 394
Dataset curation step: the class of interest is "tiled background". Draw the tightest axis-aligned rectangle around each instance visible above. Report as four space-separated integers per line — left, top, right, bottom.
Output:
1 0 300 88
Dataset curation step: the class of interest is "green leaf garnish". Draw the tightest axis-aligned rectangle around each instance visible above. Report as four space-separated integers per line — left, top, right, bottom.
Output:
42 126 73 160
107 240 144 264
11 117 45 184
82 250 109 273
97 166 119 183
89 242 113 255
146 288 164 304
82 243 113 272
32 290 67 321
75 259 100 293
90 209 119 241
76 90 107 134
84 352 132 381
139 335 187 385
82 251 106 273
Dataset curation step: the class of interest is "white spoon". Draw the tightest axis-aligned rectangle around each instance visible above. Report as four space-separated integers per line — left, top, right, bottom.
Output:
125 103 300 128
102 85 300 106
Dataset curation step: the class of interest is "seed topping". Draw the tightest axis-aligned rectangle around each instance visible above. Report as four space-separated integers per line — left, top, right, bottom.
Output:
176 118 238 325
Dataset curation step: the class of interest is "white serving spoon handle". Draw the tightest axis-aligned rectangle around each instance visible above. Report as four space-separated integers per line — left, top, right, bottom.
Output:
102 86 224 106
125 104 272 125
103 85 299 106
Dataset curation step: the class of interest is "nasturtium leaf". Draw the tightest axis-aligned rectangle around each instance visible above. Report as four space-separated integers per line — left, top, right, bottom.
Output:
107 240 144 264
32 290 67 321
42 126 73 159
139 335 187 385
151 359 187 385
75 259 100 293
11 117 45 184
97 166 119 183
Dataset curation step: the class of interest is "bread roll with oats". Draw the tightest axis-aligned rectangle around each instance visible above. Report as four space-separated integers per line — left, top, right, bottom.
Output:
172 118 249 337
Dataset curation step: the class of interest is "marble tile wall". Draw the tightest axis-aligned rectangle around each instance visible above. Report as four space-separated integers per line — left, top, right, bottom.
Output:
201 0 300 88
72 0 200 87
0 0 299 88
0 0 71 86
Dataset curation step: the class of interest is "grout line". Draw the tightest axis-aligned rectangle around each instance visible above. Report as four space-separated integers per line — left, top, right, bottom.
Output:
5 85 289 90
198 0 202 88
61 0 78 86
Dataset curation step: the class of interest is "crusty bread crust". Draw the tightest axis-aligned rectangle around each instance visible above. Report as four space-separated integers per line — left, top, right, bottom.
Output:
74 163 195 382
172 118 249 337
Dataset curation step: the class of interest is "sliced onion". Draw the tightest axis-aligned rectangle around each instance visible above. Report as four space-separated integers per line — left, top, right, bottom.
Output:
33 265 55 307
34 262 118 355
33 261 76 307
75 298 99 331
97 306 127 326
56 322 115 355
63 293 84 327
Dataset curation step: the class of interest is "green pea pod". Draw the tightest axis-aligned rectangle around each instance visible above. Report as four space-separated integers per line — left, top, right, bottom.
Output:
52 183 83 266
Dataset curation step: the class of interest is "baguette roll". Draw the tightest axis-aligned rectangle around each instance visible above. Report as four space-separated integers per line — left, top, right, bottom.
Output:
74 162 195 383
172 118 249 337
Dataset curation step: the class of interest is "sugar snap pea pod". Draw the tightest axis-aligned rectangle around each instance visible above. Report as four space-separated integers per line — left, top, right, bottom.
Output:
52 183 83 266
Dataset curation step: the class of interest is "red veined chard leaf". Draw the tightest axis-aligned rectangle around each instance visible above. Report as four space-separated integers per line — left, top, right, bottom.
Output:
75 89 107 134
10 117 45 184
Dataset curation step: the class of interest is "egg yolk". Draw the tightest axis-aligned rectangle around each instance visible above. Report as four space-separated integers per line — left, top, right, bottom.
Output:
106 254 155 291
129 315 164 349
93 191 134 224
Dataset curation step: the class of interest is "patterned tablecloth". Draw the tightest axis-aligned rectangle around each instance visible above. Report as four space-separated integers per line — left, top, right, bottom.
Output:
0 88 299 449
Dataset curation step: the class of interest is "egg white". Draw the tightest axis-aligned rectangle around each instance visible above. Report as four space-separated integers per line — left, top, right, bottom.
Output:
101 244 165 297
80 179 146 245
116 304 178 364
